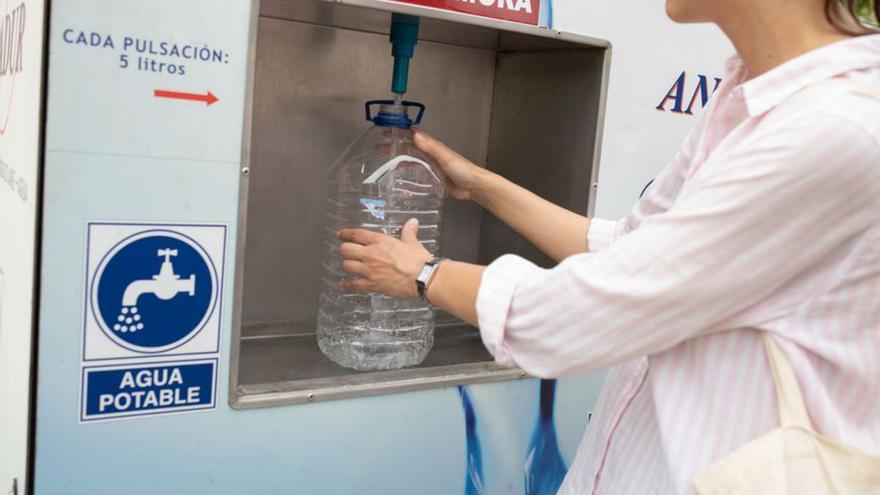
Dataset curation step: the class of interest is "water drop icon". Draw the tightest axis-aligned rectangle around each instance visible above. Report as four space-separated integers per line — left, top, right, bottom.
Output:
111 306 145 333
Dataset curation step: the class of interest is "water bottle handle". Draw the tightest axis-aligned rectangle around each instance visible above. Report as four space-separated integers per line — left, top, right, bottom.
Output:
365 100 427 125
405 101 426 125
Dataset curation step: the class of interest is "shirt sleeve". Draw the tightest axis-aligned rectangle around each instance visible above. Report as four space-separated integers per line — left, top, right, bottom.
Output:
585 218 619 253
477 112 879 378
587 125 699 253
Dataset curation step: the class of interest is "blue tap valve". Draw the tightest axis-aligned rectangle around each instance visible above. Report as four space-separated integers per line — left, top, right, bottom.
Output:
390 13 420 95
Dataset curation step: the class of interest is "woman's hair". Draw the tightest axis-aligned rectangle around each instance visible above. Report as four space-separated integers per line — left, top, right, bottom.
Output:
826 0 879 34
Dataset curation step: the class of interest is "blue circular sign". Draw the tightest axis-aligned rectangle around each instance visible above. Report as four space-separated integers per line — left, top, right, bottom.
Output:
91 230 218 353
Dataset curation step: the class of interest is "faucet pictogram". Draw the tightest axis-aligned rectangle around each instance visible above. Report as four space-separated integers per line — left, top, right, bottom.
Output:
121 248 196 307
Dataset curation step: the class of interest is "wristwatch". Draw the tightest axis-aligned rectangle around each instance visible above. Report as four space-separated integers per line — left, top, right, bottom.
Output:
415 258 446 303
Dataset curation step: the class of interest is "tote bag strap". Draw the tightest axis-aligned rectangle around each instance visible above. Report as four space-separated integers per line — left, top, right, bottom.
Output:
762 333 813 430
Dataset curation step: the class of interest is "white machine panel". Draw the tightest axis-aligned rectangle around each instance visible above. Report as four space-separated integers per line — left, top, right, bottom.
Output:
0 1 46 493
555 1 732 218
27 1 736 494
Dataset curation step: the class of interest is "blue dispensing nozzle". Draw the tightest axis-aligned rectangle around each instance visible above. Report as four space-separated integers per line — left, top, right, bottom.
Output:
389 13 420 95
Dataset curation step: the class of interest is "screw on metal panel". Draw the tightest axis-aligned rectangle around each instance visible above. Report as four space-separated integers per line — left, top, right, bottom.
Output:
592 182 598 190
519 371 527 378
306 392 315 402
241 167 250 176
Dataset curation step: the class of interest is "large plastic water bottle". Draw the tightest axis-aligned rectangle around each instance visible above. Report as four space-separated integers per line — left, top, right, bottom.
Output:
317 100 446 371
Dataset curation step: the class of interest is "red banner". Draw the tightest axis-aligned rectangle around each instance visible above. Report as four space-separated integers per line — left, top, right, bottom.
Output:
392 0 541 26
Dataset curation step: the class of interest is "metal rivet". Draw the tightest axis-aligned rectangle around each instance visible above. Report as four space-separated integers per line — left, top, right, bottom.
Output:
241 167 250 176
306 392 315 402
592 182 598 190
519 371 527 378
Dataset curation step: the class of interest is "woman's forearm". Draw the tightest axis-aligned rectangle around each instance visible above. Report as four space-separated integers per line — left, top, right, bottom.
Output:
472 170 592 262
426 260 484 326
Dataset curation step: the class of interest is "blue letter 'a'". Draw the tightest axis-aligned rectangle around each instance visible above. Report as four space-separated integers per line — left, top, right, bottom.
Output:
657 71 687 113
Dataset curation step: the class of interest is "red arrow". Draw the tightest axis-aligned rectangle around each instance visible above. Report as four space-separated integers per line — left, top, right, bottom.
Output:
154 89 219 106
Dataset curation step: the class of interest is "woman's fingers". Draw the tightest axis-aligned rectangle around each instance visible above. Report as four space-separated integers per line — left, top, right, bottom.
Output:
339 242 366 260
337 228 380 245
412 129 477 201
342 260 367 276
334 225 432 299
413 129 452 163
340 278 372 292
399 218 420 246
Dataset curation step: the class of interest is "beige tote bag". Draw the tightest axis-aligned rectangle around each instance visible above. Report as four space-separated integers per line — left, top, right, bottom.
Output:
693 333 880 494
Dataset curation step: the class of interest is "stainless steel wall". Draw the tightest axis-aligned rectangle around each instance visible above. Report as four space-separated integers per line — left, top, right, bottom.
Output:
240 2 605 358
243 14 498 333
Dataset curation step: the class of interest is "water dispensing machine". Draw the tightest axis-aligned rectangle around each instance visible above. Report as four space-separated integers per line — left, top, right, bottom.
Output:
1 0 729 493
234 0 607 407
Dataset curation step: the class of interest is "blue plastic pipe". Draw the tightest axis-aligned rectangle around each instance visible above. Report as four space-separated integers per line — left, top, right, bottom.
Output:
390 14 420 95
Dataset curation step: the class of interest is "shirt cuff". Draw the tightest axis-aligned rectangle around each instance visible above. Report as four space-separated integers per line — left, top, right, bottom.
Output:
587 218 618 253
476 254 543 368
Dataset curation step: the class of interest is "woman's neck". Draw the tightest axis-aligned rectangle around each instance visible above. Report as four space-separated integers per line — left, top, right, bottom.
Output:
717 2 854 79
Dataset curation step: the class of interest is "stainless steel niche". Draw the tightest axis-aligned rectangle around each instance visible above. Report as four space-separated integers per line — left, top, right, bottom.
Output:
230 0 610 409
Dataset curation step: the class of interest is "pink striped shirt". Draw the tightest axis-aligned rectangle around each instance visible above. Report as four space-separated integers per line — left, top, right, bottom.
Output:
476 34 880 494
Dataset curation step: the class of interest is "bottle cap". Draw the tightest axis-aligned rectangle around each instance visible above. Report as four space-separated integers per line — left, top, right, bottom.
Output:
365 100 426 128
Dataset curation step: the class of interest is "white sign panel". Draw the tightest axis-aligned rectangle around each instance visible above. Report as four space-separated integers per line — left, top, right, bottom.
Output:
80 222 226 422
46 0 249 163
0 0 46 491
41 0 250 429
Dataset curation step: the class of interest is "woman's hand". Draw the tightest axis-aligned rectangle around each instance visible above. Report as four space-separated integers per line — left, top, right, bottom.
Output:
413 129 490 201
337 218 433 299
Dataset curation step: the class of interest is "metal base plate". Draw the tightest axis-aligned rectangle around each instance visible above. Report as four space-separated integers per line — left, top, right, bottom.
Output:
233 323 523 408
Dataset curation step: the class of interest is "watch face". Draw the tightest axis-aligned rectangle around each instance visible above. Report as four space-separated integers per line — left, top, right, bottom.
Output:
417 265 433 283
